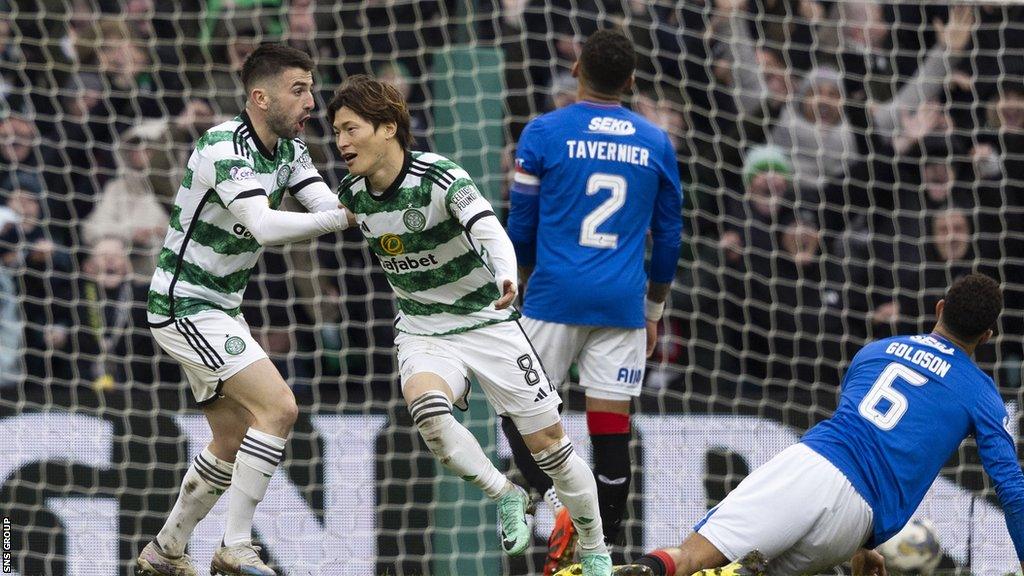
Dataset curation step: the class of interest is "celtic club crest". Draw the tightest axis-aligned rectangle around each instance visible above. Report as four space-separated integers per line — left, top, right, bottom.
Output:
403 209 426 232
276 165 292 188
224 336 246 355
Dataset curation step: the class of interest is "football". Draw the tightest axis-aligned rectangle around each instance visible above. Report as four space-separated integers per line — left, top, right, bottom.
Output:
877 518 943 575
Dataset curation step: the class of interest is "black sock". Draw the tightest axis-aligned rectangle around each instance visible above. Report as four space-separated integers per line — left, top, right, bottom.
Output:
591 432 631 543
500 415 553 494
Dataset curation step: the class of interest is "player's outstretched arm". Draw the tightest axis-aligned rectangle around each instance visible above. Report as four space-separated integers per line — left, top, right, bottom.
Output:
228 195 351 246
973 387 1024 567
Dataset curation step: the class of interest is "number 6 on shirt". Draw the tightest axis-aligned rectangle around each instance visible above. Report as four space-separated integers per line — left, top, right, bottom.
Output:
858 362 929 431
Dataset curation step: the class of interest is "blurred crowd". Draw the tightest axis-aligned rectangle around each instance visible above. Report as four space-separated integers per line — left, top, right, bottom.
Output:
0 0 1021 412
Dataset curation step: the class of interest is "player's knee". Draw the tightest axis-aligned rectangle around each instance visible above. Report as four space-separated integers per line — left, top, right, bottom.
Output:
254 389 298 433
277 394 299 429
511 408 563 452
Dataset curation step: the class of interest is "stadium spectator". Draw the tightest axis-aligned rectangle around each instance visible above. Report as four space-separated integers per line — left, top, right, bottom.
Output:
0 113 42 196
719 144 793 265
895 209 980 331
970 82 1024 374
771 6 975 193
81 119 171 279
198 19 261 117
549 71 578 110
770 67 857 194
74 18 181 137
198 0 282 45
0 193 22 385
374 61 432 151
825 3 974 113
714 0 799 143
335 0 447 81
283 0 317 56
721 148 848 402
0 2 18 108
74 236 173 389
0 188 74 386
741 210 846 401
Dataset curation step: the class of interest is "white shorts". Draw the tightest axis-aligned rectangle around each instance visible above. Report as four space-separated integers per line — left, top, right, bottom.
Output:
521 316 646 400
394 320 561 429
149 310 267 405
696 443 873 576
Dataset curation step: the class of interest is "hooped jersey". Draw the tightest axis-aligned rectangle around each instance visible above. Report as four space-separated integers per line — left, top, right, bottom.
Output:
148 112 323 322
337 152 516 336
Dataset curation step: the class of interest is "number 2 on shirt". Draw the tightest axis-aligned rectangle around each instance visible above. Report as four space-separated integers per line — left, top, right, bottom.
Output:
579 173 626 249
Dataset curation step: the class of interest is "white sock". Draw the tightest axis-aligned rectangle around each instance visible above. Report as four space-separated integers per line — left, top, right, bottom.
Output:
532 436 606 550
223 428 286 547
544 486 564 513
157 447 233 556
409 391 508 499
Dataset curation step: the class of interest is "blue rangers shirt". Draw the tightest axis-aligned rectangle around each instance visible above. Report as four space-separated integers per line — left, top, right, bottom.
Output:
803 333 1024 555
507 101 684 328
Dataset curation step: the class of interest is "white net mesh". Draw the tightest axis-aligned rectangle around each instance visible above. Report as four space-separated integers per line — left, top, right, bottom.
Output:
1 0 1023 574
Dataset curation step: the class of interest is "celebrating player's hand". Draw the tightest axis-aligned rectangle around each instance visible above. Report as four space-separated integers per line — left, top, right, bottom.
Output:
338 203 357 228
495 278 517 310
851 548 887 576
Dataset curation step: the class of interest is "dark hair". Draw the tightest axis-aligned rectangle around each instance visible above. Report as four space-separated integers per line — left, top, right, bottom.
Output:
326 74 413 150
578 28 636 95
941 273 1003 342
240 44 315 93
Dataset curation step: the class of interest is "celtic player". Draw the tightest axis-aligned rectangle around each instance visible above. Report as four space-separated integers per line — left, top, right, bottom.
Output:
136 45 352 576
329 75 612 576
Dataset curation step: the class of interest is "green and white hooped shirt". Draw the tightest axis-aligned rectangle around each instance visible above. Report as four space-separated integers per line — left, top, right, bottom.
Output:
337 152 518 336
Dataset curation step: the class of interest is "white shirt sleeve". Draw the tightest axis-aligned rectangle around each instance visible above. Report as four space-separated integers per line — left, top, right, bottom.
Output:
228 195 351 246
291 179 340 213
466 213 518 290
442 171 517 291
287 142 341 213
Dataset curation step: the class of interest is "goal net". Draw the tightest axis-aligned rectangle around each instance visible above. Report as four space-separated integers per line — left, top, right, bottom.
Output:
1 0 1022 574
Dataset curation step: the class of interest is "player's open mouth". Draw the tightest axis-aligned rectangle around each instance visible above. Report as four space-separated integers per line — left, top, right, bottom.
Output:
297 116 309 130
343 153 357 163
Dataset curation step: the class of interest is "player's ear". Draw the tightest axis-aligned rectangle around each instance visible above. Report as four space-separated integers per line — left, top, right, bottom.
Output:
571 60 580 78
935 299 945 320
978 329 993 347
250 86 269 111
